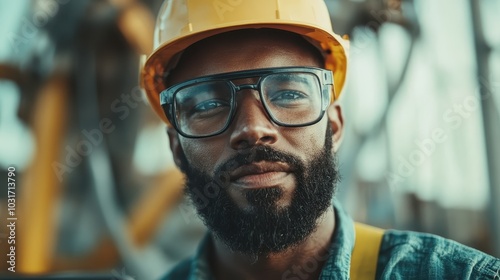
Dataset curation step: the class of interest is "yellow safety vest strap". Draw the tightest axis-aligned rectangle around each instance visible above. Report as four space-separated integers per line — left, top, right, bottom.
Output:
350 222 385 280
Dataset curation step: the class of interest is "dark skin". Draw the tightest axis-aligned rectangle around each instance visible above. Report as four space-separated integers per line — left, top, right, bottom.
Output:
167 30 345 280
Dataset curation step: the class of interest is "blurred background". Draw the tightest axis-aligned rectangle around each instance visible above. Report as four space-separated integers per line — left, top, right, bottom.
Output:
0 0 499 279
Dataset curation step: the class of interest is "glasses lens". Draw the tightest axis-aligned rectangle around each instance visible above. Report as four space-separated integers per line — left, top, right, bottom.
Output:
261 72 322 125
174 81 232 137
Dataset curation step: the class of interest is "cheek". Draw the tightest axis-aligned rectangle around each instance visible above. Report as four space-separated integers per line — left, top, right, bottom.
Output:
180 139 226 172
179 118 329 172
286 119 328 160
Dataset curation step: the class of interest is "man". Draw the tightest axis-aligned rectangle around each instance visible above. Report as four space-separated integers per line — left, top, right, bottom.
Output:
140 0 500 279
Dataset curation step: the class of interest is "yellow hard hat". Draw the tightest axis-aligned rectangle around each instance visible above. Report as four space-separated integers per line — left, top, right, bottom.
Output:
141 0 349 124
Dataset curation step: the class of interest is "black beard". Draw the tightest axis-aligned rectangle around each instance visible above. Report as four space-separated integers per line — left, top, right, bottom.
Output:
178 126 340 258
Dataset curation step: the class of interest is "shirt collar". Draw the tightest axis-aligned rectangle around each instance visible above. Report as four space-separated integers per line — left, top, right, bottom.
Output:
319 200 355 279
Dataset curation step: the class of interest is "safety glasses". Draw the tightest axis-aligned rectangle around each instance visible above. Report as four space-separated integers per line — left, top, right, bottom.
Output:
160 67 334 138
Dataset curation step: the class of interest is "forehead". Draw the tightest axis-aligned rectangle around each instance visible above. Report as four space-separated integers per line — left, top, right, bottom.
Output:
168 29 324 85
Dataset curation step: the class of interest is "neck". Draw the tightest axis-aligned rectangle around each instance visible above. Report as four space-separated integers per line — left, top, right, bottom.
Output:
211 207 335 280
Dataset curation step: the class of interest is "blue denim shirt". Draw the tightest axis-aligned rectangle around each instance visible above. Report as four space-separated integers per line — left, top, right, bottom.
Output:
162 202 500 279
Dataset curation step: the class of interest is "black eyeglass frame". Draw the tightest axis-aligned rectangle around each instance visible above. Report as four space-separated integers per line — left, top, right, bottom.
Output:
160 66 334 138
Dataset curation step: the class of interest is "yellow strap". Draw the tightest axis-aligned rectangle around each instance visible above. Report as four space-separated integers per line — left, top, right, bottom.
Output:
350 223 385 280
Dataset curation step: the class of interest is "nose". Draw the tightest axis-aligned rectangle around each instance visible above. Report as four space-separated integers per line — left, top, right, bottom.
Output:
229 91 278 150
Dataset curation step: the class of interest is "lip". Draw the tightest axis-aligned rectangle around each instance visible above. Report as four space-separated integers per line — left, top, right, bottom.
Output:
229 161 293 189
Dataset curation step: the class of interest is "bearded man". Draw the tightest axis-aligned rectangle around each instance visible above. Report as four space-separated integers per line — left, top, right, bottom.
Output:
140 0 500 279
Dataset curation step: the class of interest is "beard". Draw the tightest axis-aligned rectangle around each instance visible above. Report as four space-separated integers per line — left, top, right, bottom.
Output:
178 125 340 258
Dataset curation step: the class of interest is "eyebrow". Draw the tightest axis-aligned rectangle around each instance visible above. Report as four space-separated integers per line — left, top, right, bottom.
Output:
265 73 312 85
230 73 313 88
175 83 231 104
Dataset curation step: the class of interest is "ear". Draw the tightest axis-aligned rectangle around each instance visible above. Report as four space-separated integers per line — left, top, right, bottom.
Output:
167 126 183 169
327 103 344 152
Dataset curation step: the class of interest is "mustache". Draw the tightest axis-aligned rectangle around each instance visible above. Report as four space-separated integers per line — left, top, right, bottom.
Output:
214 145 303 176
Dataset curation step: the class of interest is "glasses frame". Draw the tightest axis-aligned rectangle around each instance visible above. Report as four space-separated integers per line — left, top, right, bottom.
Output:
160 66 334 138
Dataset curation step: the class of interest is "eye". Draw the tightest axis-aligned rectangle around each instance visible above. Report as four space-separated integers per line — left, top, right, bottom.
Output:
271 91 306 101
194 100 229 112
186 99 230 120
269 90 309 106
